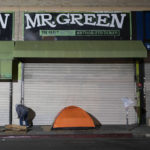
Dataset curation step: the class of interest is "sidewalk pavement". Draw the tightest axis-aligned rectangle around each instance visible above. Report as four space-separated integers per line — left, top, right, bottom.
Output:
0 125 150 138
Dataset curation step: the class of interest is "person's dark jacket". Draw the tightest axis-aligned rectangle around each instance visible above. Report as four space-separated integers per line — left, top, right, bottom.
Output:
16 104 29 118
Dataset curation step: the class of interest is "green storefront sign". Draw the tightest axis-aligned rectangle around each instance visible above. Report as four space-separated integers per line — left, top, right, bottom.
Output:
24 12 131 40
39 30 120 36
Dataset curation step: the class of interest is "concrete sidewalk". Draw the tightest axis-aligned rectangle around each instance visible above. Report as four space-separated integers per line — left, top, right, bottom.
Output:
0 125 150 138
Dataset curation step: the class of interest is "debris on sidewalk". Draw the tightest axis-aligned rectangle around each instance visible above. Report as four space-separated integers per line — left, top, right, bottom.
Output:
4 124 27 133
0 127 5 132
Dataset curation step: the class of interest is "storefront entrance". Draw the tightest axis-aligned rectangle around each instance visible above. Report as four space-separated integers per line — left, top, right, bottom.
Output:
22 63 137 125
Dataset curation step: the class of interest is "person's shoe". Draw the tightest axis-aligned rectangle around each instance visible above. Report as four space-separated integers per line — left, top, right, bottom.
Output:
28 124 33 128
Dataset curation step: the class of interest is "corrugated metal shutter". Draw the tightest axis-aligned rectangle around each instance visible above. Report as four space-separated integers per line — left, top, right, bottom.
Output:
0 82 10 125
145 63 150 121
24 63 136 125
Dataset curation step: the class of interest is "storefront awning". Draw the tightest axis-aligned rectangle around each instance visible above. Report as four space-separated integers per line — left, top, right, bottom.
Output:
14 41 147 58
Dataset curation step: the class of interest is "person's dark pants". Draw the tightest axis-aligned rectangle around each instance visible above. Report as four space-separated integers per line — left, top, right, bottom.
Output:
20 112 29 126
27 108 36 127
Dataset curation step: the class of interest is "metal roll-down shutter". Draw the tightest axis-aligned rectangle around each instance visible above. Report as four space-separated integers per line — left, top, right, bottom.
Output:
145 63 150 121
0 82 10 125
24 63 137 125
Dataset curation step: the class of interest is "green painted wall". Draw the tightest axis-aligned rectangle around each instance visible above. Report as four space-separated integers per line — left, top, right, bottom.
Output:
0 60 12 79
0 42 14 80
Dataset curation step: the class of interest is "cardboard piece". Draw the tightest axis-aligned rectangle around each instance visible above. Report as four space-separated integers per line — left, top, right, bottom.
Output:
5 124 27 132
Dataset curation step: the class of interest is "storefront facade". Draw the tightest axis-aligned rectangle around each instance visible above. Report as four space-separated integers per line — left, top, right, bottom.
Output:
12 40 146 125
132 11 150 124
0 2 149 126
0 12 14 125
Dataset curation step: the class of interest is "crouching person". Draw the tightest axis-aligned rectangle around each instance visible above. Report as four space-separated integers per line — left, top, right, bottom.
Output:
16 104 36 127
16 104 29 127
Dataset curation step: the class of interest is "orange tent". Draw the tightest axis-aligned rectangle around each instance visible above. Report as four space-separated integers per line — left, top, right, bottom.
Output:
52 106 95 129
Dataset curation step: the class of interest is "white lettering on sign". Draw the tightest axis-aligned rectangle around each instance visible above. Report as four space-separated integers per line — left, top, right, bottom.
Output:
25 14 56 29
0 14 10 29
25 13 127 29
40 14 56 28
70 14 84 26
110 14 126 28
96 14 110 27
84 14 96 26
25 14 41 29
56 14 70 24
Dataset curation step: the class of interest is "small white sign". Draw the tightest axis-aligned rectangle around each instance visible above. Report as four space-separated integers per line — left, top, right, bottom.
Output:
121 97 134 109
